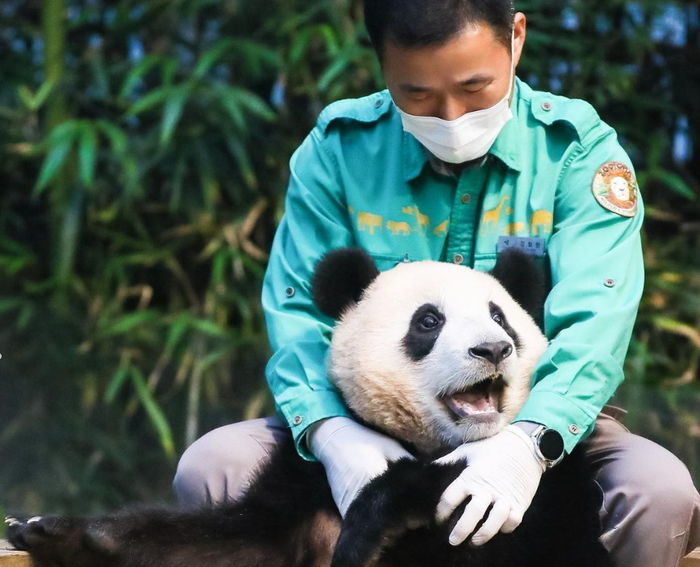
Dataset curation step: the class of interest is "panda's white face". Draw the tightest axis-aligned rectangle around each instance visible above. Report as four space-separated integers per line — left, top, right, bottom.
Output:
327 260 548 456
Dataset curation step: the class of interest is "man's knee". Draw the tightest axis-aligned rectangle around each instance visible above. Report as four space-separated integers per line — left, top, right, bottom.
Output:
172 417 289 507
601 432 697 526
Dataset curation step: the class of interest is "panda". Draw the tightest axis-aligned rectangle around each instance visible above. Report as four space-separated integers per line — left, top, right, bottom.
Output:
6 247 611 567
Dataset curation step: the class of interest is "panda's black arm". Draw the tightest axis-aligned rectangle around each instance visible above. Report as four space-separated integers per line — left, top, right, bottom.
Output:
330 459 463 567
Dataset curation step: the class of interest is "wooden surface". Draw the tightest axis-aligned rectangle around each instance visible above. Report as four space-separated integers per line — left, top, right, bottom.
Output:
683 548 700 567
0 538 698 566
0 541 35 567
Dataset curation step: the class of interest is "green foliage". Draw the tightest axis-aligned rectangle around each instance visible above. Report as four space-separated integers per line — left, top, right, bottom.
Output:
0 0 698 514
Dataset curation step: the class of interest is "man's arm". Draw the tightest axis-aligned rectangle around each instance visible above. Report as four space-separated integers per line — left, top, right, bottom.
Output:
262 123 354 460
514 126 645 451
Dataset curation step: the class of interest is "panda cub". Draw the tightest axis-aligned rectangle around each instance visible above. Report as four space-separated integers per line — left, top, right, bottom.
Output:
7 247 611 567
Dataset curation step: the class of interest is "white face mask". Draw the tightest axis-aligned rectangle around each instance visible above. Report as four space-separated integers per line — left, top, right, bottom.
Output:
396 35 516 164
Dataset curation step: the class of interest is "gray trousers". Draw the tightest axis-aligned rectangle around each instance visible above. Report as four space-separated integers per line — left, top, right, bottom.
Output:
173 412 700 567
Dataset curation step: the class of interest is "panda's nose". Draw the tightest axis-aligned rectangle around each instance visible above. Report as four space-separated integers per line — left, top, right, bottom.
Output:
468 341 513 365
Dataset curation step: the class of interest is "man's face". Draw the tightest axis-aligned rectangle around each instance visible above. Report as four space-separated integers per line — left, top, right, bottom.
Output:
382 13 526 120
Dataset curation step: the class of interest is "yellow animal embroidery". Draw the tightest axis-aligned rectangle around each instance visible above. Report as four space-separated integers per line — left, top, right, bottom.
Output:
504 222 525 235
530 210 553 236
358 212 383 235
386 220 411 236
433 220 449 236
401 206 430 231
481 196 509 231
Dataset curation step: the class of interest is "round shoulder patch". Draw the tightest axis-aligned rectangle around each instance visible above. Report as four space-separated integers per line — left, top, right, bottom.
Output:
592 161 638 217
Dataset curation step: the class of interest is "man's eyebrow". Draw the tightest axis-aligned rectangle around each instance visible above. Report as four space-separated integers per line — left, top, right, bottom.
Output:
398 83 432 92
458 74 493 86
398 74 494 92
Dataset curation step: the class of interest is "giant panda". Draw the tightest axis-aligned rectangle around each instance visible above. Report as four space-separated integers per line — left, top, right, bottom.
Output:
7 247 611 567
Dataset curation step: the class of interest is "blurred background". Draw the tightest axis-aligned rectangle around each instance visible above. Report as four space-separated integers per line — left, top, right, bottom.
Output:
0 0 698 521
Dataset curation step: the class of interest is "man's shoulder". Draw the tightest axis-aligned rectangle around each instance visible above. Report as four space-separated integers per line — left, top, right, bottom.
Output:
518 80 614 147
316 90 394 135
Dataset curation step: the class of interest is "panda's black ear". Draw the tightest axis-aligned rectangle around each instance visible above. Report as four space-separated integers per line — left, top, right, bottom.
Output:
490 249 548 327
312 247 379 319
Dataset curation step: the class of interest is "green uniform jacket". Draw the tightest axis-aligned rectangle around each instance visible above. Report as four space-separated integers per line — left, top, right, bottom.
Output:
262 78 644 460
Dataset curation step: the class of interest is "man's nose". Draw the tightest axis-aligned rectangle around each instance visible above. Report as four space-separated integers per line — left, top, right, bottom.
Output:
437 97 468 121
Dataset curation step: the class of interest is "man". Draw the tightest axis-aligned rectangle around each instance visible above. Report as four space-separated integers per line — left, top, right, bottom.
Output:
174 1 700 564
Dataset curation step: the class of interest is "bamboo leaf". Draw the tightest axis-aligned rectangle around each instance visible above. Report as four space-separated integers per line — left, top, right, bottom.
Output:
127 87 169 116
33 123 79 195
189 318 228 338
130 368 175 458
96 120 127 155
653 317 700 349
192 39 235 79
105 364 131 404
165 314 192 354
78 122 98 187
160 85 190 145
103 310 159 336
120 55 164 98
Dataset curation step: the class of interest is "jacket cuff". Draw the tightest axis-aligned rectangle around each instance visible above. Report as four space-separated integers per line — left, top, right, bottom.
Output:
513 390 598 453
278 389 352 461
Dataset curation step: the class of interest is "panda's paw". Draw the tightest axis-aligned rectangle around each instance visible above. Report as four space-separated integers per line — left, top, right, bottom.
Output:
6 515 75 551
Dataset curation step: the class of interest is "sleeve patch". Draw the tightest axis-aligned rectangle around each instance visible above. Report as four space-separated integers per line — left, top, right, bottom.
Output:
591 161 638 217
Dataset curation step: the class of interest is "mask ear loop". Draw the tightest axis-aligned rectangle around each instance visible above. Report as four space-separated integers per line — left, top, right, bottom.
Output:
505 28 517 105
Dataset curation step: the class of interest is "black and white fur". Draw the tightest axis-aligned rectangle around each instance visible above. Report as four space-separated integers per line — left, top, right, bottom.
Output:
7 248 610 567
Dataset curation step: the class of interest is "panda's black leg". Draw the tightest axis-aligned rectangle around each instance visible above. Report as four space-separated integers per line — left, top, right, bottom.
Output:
6 514 117 567
331 459 463 567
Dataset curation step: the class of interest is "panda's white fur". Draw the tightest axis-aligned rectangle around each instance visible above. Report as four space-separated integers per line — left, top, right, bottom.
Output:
327 260 548 455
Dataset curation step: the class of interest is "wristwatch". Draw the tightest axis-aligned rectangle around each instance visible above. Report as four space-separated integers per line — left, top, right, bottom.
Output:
515 422 565 468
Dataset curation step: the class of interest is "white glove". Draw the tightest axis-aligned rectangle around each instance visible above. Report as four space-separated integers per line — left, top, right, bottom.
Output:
307 416 414 516
435 424 545 546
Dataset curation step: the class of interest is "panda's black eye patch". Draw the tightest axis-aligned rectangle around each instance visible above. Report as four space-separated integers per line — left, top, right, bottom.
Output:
489 301 522 352
490 305 506 327
403 304 445 361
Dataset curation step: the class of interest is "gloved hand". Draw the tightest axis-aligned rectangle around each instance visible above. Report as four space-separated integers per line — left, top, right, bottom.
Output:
434 424 545 546
307 416 414 516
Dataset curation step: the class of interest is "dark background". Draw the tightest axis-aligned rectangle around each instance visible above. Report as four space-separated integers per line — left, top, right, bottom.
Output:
0 0 698 521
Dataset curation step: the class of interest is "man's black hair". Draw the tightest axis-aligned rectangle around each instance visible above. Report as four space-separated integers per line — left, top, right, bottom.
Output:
363 0 515 55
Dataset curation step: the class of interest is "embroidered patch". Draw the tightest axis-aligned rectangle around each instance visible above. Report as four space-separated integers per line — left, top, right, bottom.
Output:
592 162 638 217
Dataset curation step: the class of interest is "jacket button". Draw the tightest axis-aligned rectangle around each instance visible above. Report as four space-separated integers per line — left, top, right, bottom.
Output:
453 254 464 265
604 279 616 288
569 424 580 434
542 101 552 111
461 193 472 204
292 415 303 425
285 286 295 297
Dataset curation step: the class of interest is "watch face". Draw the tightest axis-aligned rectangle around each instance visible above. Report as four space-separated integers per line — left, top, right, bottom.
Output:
539 429 565 461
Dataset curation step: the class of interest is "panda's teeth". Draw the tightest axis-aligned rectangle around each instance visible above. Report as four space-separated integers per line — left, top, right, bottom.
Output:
442 376 505 419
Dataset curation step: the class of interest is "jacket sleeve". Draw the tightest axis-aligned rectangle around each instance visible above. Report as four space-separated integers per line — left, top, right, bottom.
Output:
514 128 645 453
262 124 353 460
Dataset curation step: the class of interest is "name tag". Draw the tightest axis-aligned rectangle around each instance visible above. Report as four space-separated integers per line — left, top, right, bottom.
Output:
497 236 547 257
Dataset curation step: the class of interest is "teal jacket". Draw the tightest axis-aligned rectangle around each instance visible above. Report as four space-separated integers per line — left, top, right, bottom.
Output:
262 78 644 459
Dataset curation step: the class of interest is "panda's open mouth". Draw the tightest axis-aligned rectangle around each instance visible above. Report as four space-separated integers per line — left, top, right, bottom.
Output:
441 376 506 419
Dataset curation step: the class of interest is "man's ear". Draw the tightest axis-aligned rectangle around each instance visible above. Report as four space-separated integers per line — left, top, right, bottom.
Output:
489 248 547 327
312 247 379 319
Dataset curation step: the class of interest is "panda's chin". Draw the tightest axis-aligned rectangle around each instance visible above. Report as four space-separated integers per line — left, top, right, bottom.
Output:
441 376 505 421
